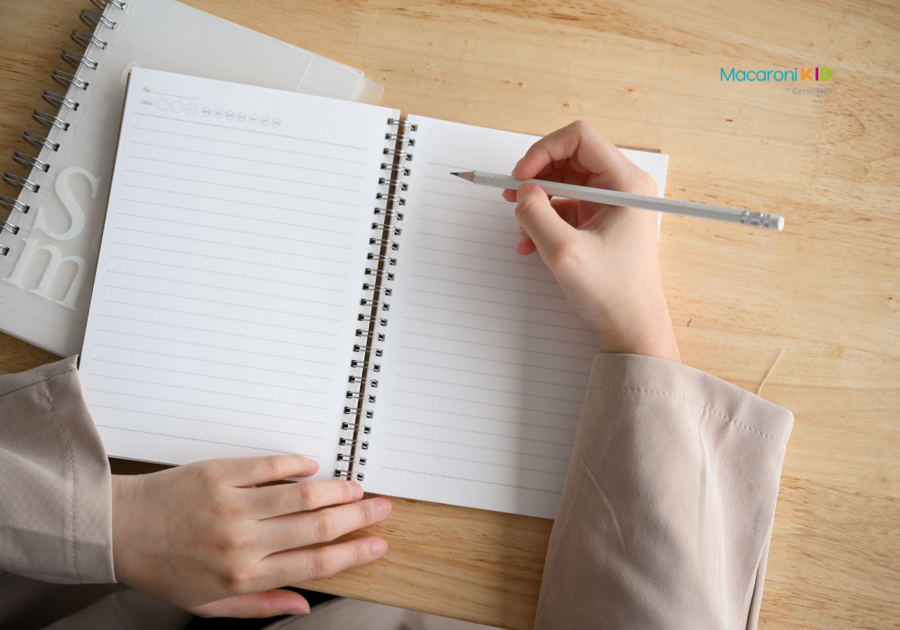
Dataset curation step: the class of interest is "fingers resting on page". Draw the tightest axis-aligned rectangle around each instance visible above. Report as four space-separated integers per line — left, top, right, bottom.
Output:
502 120 681 363
111 454 391 618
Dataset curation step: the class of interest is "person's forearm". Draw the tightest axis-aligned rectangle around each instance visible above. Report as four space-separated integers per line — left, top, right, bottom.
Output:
534 354 793 630
0 356 116 584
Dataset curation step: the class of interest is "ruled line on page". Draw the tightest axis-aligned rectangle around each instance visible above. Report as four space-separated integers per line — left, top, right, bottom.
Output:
130 141 366 177
116 213 354 249
398 346 587 376
388 417 574 447
133 113 369 150
91 405 324 440
123 170 359 206
388 433 571 463
420 217 517 235
425 161 472 170
406 304 589 332
100 302 340 337
416 232 517 248
410 291 581 317
385 447 567 476
411 259 557 283
94 344 331 380
98 315 339 352
381 468 562 495
110 242 350 279
408 273 565 300
84 373 329 409
91 359 330 395
118 200 354 235
85 388 327 425
131 129 367 164
102 286 342 322
393 403 577 433
419 217 516 235
127 155 363 193
94 424 302 455
423 189 511 206
120 186 357 221
394 390 579 418
396 375 584 405
404 317 589 343
96 329 337 364
420 203 519 222
397 359 586 390
106 271 344 307
107 256 346 293
115 228 352 265
402 332 594 361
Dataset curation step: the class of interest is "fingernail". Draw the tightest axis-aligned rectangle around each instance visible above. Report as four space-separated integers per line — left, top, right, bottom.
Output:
512 158 523 175
518 183 533 195
288 604 310 615
371 538 388 557
375 497 392 518
517 235 527 248
350 481 364 501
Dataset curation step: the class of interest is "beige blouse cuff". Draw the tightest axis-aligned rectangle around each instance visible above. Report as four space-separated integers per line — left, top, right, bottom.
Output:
0 356 116 584
535 353 793 630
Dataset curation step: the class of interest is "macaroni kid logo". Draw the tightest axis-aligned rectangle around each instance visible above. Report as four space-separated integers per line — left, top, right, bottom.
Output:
720 66 833 94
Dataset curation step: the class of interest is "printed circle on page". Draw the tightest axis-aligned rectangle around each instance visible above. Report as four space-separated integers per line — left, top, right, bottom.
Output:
214 109 223 118
272 118 281 127
185 104 197 115
171 101 183 113
157 99 169 111
237 112 246 122
260 116 270 125
202 107 211 116
225 111 235 121
249 114 258 124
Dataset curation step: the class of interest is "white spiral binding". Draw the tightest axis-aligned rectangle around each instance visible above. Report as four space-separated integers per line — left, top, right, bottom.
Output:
335 117 416 482
1 1 123 257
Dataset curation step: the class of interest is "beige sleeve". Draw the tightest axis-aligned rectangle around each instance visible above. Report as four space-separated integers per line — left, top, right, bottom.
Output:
0 356 116 584
534 354 793 630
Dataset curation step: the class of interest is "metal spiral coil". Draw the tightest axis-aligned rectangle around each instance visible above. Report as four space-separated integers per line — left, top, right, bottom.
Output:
42 90 79 111
33 110 70 131
335 117 415 481
0 193 29 214
2 1 122 256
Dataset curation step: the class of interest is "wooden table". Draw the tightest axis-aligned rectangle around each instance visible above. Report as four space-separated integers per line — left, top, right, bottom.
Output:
2 1 898 628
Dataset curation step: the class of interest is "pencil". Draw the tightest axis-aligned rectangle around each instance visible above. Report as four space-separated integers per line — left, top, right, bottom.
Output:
451 171 785 231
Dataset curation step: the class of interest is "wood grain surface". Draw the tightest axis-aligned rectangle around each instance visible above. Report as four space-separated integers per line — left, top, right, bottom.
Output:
1 1 898 628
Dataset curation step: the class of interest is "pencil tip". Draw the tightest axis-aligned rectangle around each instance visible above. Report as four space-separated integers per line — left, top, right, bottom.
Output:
450 172 460 177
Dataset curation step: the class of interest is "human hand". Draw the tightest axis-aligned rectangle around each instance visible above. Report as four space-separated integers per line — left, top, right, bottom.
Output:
502 121 681 362
111 455 390 617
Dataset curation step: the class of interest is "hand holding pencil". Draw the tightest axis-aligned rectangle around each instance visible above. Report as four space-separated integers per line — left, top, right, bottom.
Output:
496 121 682 363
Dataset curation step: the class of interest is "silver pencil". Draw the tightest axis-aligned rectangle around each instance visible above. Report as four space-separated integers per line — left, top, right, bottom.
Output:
451 171 784 231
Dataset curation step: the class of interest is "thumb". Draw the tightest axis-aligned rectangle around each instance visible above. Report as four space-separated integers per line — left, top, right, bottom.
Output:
193 590 310 618
514 184 572 260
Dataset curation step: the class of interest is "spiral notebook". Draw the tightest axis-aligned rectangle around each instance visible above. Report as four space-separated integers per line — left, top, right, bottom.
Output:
0 0 382 358
78 68 669 520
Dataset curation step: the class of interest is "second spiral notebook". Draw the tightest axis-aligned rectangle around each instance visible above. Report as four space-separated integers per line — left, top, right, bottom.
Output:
80 67 669 519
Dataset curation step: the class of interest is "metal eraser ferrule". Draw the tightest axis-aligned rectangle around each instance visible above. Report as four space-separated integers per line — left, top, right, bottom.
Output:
740 211 785 231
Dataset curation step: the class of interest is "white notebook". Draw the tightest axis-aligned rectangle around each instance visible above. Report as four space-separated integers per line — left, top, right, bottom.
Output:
0 0 382 357
80 68 669 520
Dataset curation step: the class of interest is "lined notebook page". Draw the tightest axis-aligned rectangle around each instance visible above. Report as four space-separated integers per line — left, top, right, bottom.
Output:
80 68 397 477
369 116 669 518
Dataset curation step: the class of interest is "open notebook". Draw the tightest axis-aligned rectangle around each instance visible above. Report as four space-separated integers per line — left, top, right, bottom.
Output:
79 68 668 519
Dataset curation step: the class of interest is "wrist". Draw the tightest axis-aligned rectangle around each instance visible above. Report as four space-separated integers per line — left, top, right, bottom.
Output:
593 287 681 363
111 474 138 585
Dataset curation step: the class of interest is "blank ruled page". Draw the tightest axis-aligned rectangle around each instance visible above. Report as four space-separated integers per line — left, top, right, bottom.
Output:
369 116 669 517
80 68 396 476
